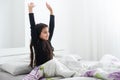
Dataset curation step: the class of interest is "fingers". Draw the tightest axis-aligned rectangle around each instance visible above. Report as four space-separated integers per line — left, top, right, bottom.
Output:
46 2 53 15
28 2 35 13
46 2 52 10
28 2 35 8
28 2 53 14
46 2 49 8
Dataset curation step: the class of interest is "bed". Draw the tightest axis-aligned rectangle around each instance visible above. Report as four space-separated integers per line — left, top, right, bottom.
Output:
0 53 119 80
0 71 100 80
0 60 100 80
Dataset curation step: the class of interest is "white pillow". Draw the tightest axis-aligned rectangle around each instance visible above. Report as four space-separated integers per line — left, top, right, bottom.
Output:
1 62 32 75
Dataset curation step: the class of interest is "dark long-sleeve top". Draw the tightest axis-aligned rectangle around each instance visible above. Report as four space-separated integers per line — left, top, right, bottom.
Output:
29 13 55 66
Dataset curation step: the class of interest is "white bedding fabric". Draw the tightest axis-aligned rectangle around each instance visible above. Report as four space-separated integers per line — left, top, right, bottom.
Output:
60 77 101 80
0 52 120 80
0 53 83 76
57 59 98 77
0 71 100 80
0 52 99 80
22 54 120 80
0 60 99 80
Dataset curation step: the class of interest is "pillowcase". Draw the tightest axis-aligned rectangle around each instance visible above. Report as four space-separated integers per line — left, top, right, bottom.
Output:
1 62 32 76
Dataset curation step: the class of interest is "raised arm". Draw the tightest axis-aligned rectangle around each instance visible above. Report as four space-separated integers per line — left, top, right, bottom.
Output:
28 2 38 44
46 2 55 41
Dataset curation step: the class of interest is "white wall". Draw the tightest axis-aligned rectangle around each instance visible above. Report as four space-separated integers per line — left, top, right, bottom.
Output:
11 0 25 48
0 0 12 48
67 0 92 60
68 0 120 60
0 0 25 49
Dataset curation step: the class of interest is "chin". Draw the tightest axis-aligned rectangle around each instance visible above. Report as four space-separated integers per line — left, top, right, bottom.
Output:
44 38 48 40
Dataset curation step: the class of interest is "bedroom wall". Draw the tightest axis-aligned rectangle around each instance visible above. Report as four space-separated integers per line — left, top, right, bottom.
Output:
0 0 25 48
25 0 120 60
11 0 25 48
1 0 120 61
67 0 120 60
0 0 12 48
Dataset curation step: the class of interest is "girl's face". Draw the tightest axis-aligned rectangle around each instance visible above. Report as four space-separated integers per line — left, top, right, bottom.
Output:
40 27 49 40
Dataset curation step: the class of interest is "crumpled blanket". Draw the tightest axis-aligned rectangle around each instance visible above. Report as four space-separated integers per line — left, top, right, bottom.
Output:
82 54 120 80
23 58 75 80
23 54 120 80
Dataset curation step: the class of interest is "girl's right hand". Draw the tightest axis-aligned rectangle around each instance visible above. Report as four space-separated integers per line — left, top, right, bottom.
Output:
28 2 35 13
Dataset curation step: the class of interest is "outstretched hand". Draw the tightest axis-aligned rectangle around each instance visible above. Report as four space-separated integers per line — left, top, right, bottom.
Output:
46 2 53 15
28 2 35 13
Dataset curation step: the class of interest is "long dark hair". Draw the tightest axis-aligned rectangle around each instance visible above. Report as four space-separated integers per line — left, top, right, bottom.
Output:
30 23 54 68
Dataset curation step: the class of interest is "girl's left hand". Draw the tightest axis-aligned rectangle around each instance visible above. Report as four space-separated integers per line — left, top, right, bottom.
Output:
46 2 53 15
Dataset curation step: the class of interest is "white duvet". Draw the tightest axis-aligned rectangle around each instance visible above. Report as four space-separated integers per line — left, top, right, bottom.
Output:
3 53 119 80
23 54 120 80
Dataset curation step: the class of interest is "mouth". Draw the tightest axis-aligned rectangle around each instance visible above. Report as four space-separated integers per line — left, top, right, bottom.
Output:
45 37 49 40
